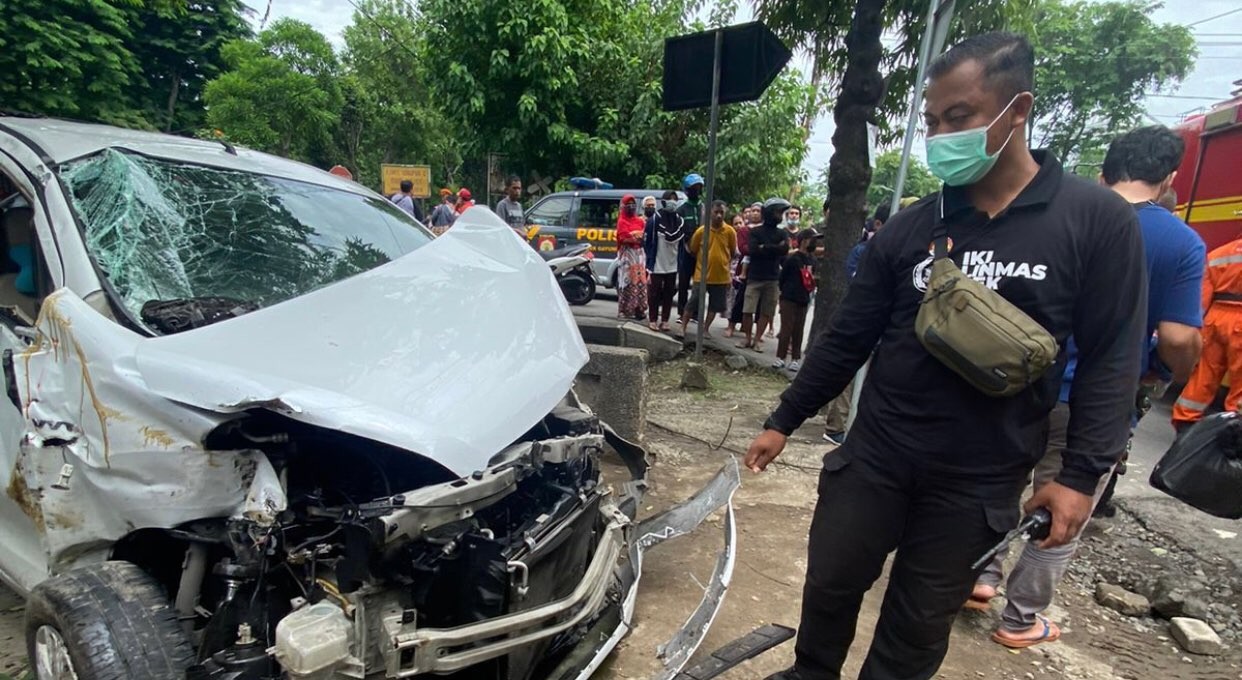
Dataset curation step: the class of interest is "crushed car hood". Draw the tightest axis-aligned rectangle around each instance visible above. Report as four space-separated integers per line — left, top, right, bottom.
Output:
134 208 589 476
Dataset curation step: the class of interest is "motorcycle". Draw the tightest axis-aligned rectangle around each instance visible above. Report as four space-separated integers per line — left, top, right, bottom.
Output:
540 243 597 305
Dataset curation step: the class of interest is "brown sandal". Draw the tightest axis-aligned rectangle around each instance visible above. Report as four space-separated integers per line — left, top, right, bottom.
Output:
991 616 1061 649
964 584 996 611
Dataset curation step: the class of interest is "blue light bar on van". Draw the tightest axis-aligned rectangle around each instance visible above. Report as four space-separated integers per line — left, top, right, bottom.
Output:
569 177 614 190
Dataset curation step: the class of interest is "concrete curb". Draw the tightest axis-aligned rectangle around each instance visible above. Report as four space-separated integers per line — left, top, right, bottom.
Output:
576 344 649 443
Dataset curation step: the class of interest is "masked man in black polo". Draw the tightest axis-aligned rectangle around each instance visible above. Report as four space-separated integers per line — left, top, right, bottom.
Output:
747 32 1145 680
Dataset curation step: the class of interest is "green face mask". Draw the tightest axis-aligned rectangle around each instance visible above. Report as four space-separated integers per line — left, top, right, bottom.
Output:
925 95 1020 187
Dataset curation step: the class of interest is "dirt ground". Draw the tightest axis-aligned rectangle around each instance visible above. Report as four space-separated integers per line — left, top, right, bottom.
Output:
0 355 1238 680
598 356 1242 680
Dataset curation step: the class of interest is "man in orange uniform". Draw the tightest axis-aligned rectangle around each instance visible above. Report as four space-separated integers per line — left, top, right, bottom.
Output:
1173 238 1242 427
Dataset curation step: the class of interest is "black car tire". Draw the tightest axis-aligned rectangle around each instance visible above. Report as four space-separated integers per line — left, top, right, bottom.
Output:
25 561 195 680
563 272 596 306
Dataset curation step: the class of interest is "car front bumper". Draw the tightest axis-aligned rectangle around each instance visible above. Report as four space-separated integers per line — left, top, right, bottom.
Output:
371 459 741 678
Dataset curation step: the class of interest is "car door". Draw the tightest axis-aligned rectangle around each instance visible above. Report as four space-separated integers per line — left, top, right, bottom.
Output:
0 170 52 591
525 194 576 252
574 197 623 283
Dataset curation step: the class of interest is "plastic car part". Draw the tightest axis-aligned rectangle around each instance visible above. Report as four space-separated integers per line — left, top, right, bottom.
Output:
273 601 360 677
564 458 741 680
140 297 259 335
670 624 797 680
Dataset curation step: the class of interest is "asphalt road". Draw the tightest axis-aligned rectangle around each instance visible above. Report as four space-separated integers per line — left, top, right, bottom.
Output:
1118 399 1242 567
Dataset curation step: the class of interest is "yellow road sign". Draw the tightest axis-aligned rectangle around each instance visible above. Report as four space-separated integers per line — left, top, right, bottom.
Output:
381 164 431 197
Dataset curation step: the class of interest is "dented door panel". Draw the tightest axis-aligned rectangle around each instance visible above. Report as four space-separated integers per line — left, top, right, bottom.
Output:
0 323 46 591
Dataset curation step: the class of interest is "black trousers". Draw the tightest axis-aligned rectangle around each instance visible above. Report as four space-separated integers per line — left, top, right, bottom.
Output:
776 299 808 361
677 260 694 316
795 446 1021 680
648 272 677 323
729 279 748 325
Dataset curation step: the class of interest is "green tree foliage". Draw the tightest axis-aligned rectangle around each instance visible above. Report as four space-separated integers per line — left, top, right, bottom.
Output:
641 73 823 202
419 0 817 202
420 0 622 176
758 0 1035 145
1030 0 1195 164
756 0 1030 339
340 0 460 188
204 19 343 161
0 0 142 124
866 149 940 208
0 0 248 129
128 1 252 132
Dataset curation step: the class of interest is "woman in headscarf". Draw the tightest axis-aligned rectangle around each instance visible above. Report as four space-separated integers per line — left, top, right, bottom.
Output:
615 194 648 321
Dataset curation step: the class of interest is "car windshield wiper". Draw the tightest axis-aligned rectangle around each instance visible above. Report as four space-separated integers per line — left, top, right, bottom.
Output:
140 296 259 335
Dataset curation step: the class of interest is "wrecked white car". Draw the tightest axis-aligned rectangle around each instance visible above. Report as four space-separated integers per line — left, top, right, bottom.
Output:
0 116 738 680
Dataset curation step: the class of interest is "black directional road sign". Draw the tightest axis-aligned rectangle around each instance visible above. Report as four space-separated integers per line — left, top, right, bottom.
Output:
662 22 792 112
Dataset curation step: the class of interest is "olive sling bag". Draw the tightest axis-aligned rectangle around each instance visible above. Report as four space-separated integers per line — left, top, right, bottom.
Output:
914 202 1059 397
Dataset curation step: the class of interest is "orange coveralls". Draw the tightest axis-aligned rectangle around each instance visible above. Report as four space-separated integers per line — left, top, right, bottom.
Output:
1173 238 1242 425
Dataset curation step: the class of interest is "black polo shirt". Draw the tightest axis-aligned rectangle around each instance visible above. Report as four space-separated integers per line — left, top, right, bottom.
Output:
768 152 1146 495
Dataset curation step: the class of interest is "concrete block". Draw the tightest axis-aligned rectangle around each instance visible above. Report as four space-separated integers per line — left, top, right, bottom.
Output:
618 322 682 362
575 317 624 346
1095 583 1151 617
576 344 649 442
1170 617 1225 656
573 317 682 363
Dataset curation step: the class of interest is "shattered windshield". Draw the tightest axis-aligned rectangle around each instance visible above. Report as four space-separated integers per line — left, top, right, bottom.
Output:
59 149 432 325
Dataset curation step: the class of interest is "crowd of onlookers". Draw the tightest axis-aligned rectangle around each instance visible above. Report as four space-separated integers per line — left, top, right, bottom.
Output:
387 181 485 236
611 174 909 372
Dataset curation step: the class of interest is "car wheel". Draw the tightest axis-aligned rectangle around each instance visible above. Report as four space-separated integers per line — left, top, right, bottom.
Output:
563 273 596 306
25 561 195 680
610 269 619 290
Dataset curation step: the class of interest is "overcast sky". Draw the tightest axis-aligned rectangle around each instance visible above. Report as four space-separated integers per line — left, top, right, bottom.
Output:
248 0 1241 181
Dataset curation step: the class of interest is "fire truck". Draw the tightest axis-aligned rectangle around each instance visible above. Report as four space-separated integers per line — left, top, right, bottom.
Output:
1170 84 1242 251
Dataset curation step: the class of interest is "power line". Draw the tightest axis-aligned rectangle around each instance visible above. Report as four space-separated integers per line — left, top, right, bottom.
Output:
1186 7 1242 27
1143 93 1227 101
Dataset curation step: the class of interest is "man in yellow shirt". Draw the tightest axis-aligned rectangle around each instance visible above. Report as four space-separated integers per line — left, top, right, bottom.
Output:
680 200 738 338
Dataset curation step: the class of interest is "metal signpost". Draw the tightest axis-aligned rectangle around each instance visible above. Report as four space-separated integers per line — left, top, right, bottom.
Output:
664 23 791 359
888 0 957 216
849 0 957 430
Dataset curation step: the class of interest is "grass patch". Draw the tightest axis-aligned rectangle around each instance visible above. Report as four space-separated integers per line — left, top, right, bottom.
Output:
649 351 788 402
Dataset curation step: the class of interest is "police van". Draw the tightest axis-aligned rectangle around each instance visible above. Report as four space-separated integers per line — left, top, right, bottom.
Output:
524 188 679 288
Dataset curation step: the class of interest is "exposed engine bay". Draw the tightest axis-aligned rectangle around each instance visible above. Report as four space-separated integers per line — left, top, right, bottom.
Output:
143 395 725 680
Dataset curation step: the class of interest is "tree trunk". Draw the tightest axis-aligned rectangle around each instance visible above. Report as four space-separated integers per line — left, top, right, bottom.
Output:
164 70 180 133
811 0 888 342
